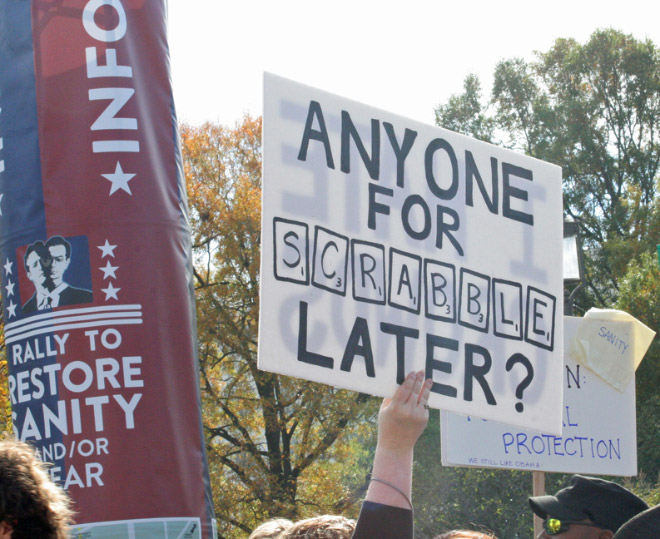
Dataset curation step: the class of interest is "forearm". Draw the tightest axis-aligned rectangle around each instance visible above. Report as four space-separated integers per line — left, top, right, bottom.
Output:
366 445 414 509
353 371 430 539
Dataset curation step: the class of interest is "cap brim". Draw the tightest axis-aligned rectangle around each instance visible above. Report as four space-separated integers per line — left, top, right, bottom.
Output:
529 496 588 521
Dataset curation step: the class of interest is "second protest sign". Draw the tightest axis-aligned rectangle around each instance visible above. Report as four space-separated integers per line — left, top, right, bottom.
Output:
440 317 638 476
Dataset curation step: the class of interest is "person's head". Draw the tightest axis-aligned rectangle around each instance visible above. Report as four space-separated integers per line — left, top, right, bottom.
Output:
45 236 72 286
278 515 355 539
434 531 497 539
24 241 51 290
249 518 293 539
529 475 648 539
612 504 660 539
0 437 74 538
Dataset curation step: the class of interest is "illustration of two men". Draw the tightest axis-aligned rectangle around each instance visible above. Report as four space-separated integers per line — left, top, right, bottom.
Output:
22 236 93 313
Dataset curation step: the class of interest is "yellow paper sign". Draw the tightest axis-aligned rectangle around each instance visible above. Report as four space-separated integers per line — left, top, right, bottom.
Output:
570 308 656 392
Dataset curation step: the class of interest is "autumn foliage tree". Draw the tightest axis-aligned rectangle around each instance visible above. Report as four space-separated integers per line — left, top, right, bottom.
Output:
0 314 13 434
180 117 377 538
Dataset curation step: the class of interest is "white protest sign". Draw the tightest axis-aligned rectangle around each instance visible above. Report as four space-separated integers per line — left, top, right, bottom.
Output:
440 317 638 476
259 73 564 433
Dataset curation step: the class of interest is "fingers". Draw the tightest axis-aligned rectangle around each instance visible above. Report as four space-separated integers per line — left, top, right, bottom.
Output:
409 371 424 405
378 371 432 452
391 371 416 404
380 397 392 411
417 377 432 406
391 370 429 408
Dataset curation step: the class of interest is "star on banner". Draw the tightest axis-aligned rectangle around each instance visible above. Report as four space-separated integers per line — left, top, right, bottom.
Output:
5 279 14 297
6 301 16 318
97 240 117 258
100 260 119 280
101 283 120 301
3 258 12 275
102 161 135 195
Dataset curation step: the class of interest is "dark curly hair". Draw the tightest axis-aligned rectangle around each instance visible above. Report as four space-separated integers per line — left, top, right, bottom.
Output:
0 437 74 538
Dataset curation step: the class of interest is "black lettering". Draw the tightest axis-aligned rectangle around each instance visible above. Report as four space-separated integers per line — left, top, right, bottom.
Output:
502 162 534 225
566 364 581 389
435 205 464 256
380 322 419 384
321 241 338 279
340 317 375 377
424 138 458 200
426 333 458 398
383 122 417 188
467 283 481 315
464 344 496 404
297 101 335 169
465 151 498 214
297 301 333 368
283 231 301 268
533 298 547 336
431 273 448 307
401 194 431 240
341 111 380 180
368 183 393 230
397 265 413 299
499 291 515 327
359 254 377 289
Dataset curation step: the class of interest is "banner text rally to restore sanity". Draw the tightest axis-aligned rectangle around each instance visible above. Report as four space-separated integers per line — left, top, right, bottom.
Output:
0 1 215 537
260 74 565 433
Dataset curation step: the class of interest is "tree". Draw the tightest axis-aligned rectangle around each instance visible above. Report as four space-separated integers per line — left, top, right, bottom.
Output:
616 251 660 478
0 315 14 434
434 74 494 143
413 411 534 538
180 117 378 538
437 28 660 310
432 27 660 533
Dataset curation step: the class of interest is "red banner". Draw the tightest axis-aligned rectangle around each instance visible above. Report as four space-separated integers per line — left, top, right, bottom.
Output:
0 1 215 536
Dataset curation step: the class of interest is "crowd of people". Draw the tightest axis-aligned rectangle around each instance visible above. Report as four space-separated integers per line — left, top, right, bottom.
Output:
247 370 659 539
0 370 657 537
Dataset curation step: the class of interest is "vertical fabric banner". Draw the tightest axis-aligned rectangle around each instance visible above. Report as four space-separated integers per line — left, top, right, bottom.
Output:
0 1 216 537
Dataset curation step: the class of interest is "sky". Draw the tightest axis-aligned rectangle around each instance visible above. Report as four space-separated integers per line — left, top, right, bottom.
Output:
167 0 660 128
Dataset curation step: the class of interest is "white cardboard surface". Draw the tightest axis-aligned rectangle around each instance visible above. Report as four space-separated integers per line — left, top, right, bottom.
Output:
441 317 637 476
259 73 565 433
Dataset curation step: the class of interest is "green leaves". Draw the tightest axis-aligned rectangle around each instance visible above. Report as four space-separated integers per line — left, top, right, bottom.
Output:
431 28 660 535
435 28 660 310
435 74 495 143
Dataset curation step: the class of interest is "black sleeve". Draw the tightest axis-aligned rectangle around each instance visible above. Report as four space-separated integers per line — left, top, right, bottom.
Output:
352 501 413 539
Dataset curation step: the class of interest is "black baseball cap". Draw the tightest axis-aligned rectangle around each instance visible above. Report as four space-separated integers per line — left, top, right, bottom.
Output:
529 475 648 532
613 504 660 538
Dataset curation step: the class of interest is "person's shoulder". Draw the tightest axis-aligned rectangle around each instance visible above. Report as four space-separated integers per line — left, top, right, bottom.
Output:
22 294 37 313
60 285 93 304
353 502 413 539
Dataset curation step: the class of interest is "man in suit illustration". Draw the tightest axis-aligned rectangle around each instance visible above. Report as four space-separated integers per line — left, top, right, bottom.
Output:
22 236 93 313
22 240 52 313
